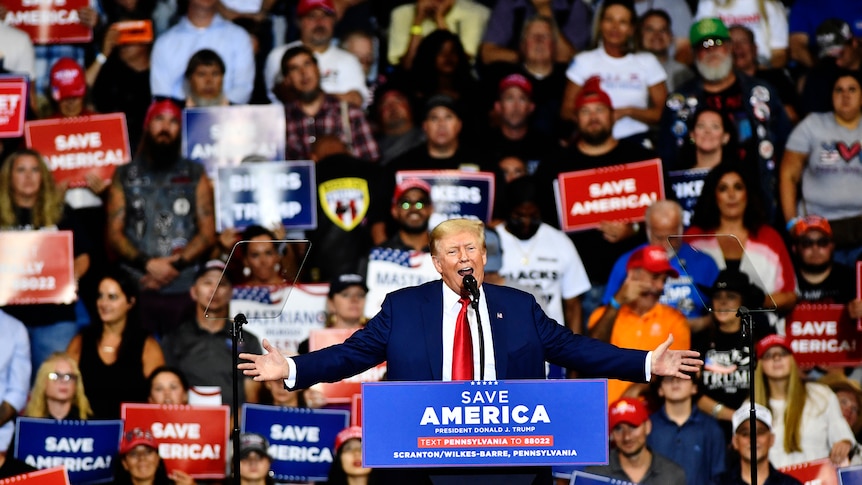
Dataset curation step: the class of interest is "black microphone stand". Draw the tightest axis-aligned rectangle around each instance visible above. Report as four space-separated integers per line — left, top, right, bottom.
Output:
738 306 757 485
471 292 486 381
231 313 247 484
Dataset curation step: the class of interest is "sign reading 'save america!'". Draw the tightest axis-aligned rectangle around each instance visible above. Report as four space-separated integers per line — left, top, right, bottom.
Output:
2 0 92 44
25 114 131 188
557 159 664 232
0 76 28 138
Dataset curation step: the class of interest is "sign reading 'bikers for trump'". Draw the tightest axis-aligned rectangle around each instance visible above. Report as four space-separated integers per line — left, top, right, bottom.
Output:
395 170 495 226
0 76 27 138
362 380 609 467
242 404 349 483
2 0 92 44
556 159 664 232
121 404 230 478
0 231 75 306
14 419 123 484
214 160 316 232
25 114 131 188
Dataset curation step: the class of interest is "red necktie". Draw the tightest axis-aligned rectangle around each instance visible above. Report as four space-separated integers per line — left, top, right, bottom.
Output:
452 297 474 381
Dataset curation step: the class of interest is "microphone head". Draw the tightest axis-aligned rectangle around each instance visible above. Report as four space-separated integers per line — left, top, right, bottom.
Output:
462 274 480 299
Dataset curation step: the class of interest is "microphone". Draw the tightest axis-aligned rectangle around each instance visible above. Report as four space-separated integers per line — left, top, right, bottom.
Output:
463 274 480 302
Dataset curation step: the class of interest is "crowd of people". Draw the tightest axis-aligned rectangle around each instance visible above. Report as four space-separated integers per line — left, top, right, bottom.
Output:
1 0 862 482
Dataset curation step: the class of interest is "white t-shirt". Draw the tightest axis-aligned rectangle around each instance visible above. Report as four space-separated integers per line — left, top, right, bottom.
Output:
497 223 591 325
695 0 788 66
565 48 667 139
264 42 370 106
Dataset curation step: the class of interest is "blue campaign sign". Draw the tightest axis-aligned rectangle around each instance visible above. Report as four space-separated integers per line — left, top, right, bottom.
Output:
241 404 350 482
666 168 709 229
214 160 316 231
395 170 495 225
14 418 123 484
181 105 286 176
840 465 862 485
362 380 609 468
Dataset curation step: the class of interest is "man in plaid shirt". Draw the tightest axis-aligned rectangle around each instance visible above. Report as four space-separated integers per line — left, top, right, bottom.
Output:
281 45 379 162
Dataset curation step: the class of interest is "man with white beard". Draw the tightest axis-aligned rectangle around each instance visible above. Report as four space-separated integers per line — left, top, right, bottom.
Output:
658 18 791 225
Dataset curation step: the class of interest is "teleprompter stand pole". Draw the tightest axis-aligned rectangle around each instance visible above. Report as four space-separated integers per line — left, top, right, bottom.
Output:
231 313 248 484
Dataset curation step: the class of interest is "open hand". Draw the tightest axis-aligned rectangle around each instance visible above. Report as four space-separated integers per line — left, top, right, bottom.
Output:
238 339 290 382
650 335 702 379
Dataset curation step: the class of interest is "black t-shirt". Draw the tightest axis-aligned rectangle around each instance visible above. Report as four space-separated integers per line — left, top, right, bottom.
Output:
533 140 655 284
0 456 36 479
796 263 856 304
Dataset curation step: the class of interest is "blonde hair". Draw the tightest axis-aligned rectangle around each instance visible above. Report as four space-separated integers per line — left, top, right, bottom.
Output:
25 352 93 419
0 150 65 228
429 219 485 256
754 355 806 453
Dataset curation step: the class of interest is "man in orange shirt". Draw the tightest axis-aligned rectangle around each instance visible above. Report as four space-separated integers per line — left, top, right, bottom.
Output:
589 244 690 402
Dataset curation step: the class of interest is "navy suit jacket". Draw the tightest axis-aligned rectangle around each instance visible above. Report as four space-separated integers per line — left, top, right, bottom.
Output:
293 280 648 388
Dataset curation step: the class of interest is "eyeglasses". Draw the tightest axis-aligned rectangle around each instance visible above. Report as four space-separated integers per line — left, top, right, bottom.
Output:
48 372 77 382
399 200 429 211
798 237 831 249
699 38 725 50
761 349 791 361
126 447 157 460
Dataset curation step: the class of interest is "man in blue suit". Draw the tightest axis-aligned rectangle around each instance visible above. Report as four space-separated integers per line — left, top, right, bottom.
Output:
239 218 702 483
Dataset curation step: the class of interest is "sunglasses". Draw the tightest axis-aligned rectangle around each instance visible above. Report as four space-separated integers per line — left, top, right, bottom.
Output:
398 200 429 211
48 372 77 382
798 237 831 249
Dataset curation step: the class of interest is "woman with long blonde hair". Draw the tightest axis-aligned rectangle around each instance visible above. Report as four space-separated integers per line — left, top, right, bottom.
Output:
0 150 92 375
24 352 93 420
754 335 855 467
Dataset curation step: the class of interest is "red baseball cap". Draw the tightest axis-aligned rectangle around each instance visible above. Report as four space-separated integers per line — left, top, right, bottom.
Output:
791 215 832 238
608 397 650 430
297 0 335 17
393 178 432 203
626 245 679 277
498 74 532 97
755 334 793 360
334 426 362 452
120 428 158 455
574 76 612 111
50 58 86 101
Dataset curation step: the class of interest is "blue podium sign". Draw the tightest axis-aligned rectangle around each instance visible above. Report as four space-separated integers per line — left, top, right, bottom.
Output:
241 403 349 482
14 418 123 484
362 380 608 467
840 465 862 485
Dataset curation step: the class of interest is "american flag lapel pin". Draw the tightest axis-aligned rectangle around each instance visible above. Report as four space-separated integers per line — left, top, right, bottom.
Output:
496 312 503 319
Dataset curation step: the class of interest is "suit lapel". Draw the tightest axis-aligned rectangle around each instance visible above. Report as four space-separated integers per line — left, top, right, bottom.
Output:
484 284 508 379
422 281 444 380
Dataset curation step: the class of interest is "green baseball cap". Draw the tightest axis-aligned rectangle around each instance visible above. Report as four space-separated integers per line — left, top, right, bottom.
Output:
690 18 730 46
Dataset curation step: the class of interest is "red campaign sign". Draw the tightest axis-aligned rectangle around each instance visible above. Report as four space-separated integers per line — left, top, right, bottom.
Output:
2 0 92 44
557 158 664 232
25 114 131 188
0 231 75 305
308 328 387 404
785 304 862 367
120 404 230 479
0 466 70 484
778 459 838 485
0 77 28 138
350 394 361 427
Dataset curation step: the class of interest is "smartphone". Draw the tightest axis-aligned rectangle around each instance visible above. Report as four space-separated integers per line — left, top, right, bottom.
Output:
115 20 153 45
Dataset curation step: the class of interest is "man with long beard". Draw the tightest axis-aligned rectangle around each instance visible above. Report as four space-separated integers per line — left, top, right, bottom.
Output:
280 45 378 162
106 99 216 336
658 17 791 224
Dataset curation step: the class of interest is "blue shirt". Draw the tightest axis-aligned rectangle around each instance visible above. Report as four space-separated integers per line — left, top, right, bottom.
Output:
647 407 726 485
602 243 719 318
0 310 30 452
150 14 255 104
